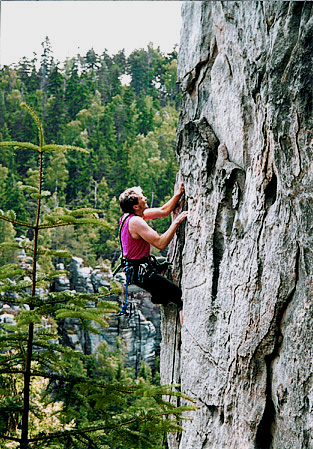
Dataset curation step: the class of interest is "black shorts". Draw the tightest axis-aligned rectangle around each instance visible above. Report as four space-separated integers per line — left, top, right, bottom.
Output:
134 271 183 310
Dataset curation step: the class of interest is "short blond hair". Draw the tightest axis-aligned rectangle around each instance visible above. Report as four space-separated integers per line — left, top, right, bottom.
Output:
119 186 143 213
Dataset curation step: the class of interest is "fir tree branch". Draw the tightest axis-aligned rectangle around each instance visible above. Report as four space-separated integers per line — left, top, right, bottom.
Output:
38 219 111 230
37 220 111 229
37 248 72 258
0 369 26 375
0 214 35 229
25 408 189 443
0 141 40 152
0 433 21 442
68 207 104 216
0 262 25 279
42 144 89 154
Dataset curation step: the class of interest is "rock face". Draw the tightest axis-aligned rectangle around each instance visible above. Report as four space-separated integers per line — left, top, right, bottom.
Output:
161 2 313 448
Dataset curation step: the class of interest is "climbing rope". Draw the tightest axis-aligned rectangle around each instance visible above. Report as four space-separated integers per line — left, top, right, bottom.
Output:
135 303 142 377
171 306 180 385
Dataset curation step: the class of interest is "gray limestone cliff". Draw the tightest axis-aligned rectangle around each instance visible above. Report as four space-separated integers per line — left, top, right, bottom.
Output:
161 2 313 448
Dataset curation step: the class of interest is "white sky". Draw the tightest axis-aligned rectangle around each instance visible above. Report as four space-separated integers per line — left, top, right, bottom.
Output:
0 1 183 67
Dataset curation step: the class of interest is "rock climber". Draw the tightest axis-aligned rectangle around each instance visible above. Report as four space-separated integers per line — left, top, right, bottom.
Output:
118 182 187 325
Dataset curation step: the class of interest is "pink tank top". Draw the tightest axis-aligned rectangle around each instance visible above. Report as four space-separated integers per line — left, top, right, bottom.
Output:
120 214 150 259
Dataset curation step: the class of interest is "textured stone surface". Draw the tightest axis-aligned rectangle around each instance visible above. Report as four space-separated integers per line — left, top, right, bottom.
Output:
161 2 313 448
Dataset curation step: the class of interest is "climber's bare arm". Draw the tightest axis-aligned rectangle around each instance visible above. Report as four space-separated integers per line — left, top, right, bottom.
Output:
143 183 185 220
129 212 188 251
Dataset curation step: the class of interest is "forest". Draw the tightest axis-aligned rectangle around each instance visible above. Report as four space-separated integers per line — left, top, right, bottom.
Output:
0 39 195 449
0 37 181 267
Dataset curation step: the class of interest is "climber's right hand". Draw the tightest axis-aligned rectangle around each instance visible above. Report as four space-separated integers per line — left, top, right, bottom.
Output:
174 211 188 226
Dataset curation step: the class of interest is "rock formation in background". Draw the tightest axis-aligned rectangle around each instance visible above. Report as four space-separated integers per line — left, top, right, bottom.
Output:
161 2 313 448
56 257 161 372
0 256 161 373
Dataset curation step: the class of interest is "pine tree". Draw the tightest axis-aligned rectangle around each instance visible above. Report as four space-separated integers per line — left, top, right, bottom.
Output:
38 36 55 97
96 50 124 105
44 65 66 143
64 61 89 121
136 95 155 136
16 55 40 94
0 103 117 448
0 103 196 449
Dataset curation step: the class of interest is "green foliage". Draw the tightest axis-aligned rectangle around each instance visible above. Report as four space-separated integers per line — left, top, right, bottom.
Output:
0 103 196 449
0 44 189 445
47 340 196 449
0 165 17 264
0 42 180 265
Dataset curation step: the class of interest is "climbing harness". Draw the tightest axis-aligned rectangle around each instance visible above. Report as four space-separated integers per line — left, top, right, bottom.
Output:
116 255 169 315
